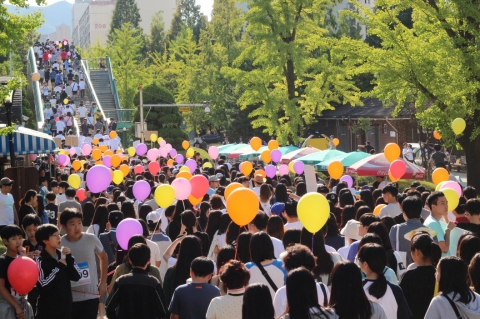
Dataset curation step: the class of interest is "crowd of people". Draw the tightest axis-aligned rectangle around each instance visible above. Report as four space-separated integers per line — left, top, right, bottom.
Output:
0 145 479 319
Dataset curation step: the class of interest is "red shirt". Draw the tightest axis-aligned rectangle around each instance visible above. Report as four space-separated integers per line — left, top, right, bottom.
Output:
61 51 67 60
43 52 49 62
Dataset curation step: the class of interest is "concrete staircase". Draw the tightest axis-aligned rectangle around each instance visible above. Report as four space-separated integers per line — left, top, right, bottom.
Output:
89 70 117 120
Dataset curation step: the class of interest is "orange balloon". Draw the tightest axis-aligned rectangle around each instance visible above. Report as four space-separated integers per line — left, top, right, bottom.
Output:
188 195 202 206
373 204 386 216
268 140 279 151
327 161 344 179
92 149 102 161
104 150 114 157
167 159 174 166
177 171 192 180
250 137 262 151
116 149 123 154
109 131 117 139
96 161 104 165
93 146 99 150
240 161 253 176
333 138 340 146
99 145 108 152
388 169 399 182
384 143 401 163
432 167 449 185
72 160 81 171
227 188 259 226
111 155 121 168
225 182 243 200
119 164 130 177
92 138 99 145
255 169 266 179
261 150 271 163
182 140 190 150
433 130 441 140
121 156 129 163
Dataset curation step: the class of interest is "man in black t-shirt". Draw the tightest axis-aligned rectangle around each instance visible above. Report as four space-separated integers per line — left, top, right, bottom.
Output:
430 144 446 169
45 193 58 225
458 199 480 238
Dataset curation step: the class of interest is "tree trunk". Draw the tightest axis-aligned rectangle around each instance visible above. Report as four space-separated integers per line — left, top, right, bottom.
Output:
458 127 480 190
285 58 296 100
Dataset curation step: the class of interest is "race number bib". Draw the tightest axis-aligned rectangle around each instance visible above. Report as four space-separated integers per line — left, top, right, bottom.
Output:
71 262 91 287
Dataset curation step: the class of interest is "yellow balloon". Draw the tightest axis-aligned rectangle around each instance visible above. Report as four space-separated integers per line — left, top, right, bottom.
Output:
155 184 176 208
203 162 213 169
186 148 195 158
297 193 330 233
261 150 271 164
435 181 448 191
327 161 344 180
127 147 136 157
443 187 459 212
451 118 466 135
150 134 158 142
67 174 81 189
59 43 62 48
288 161 296 173
63 98 69 105
180 166 190 172
113 170 124 185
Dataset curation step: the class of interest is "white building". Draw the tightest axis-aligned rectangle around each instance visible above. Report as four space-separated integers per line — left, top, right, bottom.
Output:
40 24 72 43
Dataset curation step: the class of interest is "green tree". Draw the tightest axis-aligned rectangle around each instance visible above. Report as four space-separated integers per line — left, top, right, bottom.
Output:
338 0 480 189
146 11 166 55
109 0 141 35
225 0 361 144
166 0 207 42
108 23 145 109
132 83 188 149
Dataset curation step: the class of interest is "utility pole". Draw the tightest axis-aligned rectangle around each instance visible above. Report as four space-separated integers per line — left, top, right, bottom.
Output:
4 90 16 167
139 85 144 143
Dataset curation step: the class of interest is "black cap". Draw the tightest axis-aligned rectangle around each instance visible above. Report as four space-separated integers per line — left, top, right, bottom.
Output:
325 192 338 203
411 181 421 187
108 211 124 223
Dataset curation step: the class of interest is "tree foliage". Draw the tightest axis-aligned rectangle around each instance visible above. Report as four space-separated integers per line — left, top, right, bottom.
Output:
146 11 166 55
166 0 207 42
337 0 480 189
109 0 141 35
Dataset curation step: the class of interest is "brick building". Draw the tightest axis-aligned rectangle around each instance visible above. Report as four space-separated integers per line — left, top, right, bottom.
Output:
309 98 423 153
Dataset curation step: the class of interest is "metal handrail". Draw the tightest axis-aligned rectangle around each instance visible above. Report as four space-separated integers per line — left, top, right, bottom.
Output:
27 47 44 129
105 56 122 117
80 59 109 134
103 109 135 122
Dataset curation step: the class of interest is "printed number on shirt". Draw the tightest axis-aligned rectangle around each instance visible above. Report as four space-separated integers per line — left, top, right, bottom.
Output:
71 262 91 287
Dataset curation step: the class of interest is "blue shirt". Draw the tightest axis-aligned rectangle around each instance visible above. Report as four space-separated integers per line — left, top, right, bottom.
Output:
347 240 360 262
169 283 220 319
424 215 451 256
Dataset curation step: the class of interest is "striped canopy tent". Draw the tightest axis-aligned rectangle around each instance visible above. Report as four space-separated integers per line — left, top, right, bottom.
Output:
296 149 346 165
346 153 426 179
280 147 321 164
218 143 248 157
237 145 300 161
0 127 57 156
315 151 372 170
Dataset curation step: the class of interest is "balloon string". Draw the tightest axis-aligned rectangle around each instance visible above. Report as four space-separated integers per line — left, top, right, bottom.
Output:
312 234 314 252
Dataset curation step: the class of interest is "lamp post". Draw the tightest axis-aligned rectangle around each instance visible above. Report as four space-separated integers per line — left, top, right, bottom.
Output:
4 90 16 167
122 127 127 147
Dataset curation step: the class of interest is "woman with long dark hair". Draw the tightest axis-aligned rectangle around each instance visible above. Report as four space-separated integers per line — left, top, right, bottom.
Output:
197 201 210 232
207 214 232 260
35 194 49 224
329 262 387 319
205 210 222 246
82 202 95 232
166 199 191 241
120 201 136 219
259 184 272 215
18 189 37 223
358 243 412 319
274 184 290 204
400 233 441 319
457 235 480 266
469 253 480 293
162 235 203 305
425 256 480 319
280 268 337 319
340 205 356 229
242 283 275 319
360 189 375 211
86 205 109 236
236 232 252 264
300 228 342 286
367 222 404 278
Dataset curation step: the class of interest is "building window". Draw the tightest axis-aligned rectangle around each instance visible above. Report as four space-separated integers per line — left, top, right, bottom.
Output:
383 124 387 134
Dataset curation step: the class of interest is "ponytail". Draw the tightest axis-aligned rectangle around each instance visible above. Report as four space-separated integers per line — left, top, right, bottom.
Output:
358 243 388 299
411 233 441 266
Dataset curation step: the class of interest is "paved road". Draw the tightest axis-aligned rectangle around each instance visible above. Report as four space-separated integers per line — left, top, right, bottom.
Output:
451 172 467 187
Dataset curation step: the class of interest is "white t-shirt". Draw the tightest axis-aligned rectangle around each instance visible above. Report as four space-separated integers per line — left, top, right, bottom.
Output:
284 220 303 230
56 120 66 133
325 244 336 252
260 200 271 216
379 203 402 218
52 62 59 70
271 236 285 258
273 282 330 318
363 281 398 319
246 259 287 299
77 106 87 118
44 108 53 120
109 137 120 151
86 224 101 237
0 192 15 225
146 238 161 266
79 81 86 90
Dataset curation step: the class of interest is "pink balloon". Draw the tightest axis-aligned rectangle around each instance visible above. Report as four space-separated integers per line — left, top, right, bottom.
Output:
164 143 172 152
293 161 304 175
58 154 67 165
48 54 52 58
169 149 177 157
172 178 191 200
28 154 37 161
67 52 71 56
63 41 67 45
63 156 70 166
440 181 463 198
271 149 282 163
86 165 112 193
190 175 209 198
133 180 150 201
278 164 289 176
208 146 219 160
147 149 158 162
134 165 144 175
136 143 147 156
82 144 92 156
148 161 160 175
159 149 168 158
185 159 197 173
159 140 166 147
116 218 143 250
265 164 276 178
103 156 112 168
69 147 76 156
340 175 353 188
390 160 406 179
55 41 59 45
176 154 184 164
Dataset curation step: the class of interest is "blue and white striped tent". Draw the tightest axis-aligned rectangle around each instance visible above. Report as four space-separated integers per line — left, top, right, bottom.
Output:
0 127 56 155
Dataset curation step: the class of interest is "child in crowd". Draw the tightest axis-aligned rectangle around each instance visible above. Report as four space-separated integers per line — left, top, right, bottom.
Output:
0 225 34 319
35 224 81 319
45 193 58 225
57 181 69 205
21 215 42 316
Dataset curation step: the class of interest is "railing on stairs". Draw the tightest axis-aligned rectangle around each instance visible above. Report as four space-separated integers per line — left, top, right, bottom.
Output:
80 59 109 134
105 56 122 119
103 109 135 123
